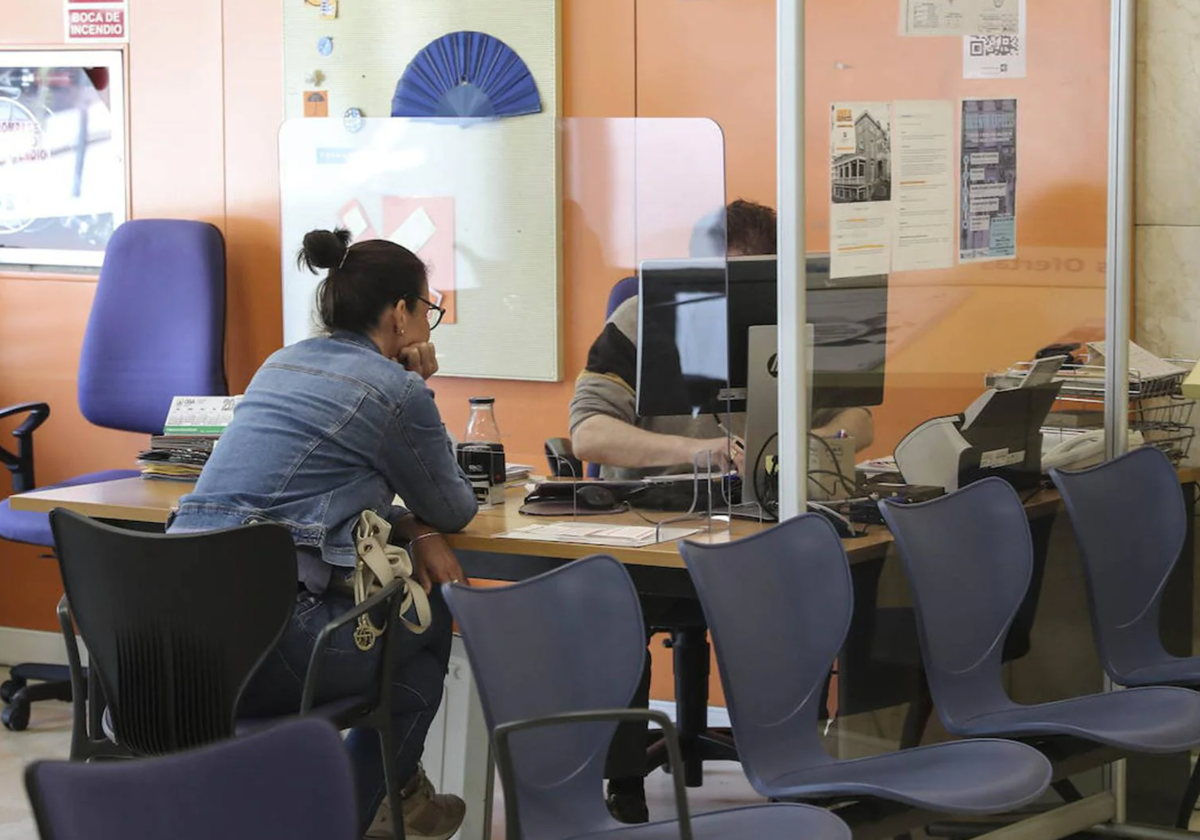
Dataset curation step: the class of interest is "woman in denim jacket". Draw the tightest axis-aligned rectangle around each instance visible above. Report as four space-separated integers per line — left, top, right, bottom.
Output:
169 228 478 840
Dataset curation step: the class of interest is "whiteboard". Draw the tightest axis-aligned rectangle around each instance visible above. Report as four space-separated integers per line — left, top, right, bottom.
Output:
281 0 560 381
280 118 561 381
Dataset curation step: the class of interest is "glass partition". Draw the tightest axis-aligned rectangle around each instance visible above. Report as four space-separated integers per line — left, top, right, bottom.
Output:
801 0 1112 743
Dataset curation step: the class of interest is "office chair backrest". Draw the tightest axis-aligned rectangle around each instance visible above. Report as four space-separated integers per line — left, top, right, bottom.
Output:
79 219 228 435
25 718 355 840
443 556 645 840
49 509 297 756
606 275 638 318
1051 446 1187 683
679 515 848 790
879 478 1028 730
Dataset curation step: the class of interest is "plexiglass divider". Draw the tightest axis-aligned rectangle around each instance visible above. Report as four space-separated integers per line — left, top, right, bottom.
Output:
279 116 733 532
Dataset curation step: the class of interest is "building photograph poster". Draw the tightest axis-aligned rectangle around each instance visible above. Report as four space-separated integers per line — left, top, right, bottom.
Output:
960 98 1018 263
830 102 893 279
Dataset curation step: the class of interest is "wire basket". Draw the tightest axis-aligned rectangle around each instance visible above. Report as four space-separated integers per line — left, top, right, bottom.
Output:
987 358 1197 465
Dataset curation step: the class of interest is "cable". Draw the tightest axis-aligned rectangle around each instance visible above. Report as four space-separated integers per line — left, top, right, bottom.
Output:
754 432 779 507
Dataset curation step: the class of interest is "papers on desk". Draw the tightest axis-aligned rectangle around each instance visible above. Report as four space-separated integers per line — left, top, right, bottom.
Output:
496 523 701 548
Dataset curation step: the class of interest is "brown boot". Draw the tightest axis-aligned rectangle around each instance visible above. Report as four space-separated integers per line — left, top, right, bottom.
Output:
366 767 466 840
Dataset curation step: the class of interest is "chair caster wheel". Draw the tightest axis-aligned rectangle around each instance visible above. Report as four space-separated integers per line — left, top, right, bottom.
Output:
0 678 25 703
3 699 31 731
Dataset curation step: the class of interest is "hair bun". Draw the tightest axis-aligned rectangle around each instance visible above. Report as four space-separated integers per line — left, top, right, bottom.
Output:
298 228 352 273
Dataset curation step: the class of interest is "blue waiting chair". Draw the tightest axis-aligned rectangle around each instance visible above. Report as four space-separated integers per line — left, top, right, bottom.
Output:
25 718 356 840
880 479 1200 788
1051 446 1200 826
0 219 227 731
443 556 852 840
678 515 1051 818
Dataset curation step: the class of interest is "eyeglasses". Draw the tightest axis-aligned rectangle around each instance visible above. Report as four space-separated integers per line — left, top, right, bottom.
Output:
418 296 446 330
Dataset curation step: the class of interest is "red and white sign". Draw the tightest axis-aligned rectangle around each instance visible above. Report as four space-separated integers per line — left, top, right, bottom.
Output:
65 0 128 43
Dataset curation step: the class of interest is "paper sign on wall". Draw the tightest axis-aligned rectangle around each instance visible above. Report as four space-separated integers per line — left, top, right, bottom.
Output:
65 0 128 42
900 0 1019 37
964 0 1026 79
960 98 1018 263
829 102 893 279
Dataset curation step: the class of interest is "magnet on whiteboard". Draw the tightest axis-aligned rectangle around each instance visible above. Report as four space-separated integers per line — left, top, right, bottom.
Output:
344 107 364 133
318 37 334 56
305 70 326 87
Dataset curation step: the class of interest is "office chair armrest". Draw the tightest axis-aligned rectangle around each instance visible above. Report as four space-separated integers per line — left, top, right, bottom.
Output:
0 402 50 493
300 578 406 714
493 709 694 840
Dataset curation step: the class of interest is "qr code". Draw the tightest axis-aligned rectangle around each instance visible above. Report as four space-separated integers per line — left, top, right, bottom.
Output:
968 35 1020 57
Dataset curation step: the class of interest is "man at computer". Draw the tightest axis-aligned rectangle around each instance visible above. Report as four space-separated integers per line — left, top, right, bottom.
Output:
570 200 874 480
569 199 874 823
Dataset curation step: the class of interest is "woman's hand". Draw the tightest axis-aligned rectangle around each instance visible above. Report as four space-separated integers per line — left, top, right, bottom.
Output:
400 342 439 379
410 532 470 593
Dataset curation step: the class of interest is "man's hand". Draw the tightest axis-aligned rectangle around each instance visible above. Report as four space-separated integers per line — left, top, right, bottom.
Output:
410 532 469 593
685 437 745 475
400 342 439 379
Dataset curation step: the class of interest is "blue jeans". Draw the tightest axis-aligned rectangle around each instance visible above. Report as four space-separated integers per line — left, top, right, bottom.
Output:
239 586 454 833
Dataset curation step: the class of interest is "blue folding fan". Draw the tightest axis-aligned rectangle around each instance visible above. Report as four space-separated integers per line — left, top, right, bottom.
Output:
391 31 543 119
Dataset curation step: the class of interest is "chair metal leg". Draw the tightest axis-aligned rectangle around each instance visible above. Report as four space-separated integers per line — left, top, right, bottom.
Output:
377 720 406 840
1053 779 1084 803
899 676 933 750
1173 757 1200 829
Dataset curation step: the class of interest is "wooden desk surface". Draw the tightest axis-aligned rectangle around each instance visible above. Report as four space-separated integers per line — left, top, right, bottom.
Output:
14 468 1196 569
7 477 892 568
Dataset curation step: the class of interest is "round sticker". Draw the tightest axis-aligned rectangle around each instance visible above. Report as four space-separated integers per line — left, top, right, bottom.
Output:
317 37 334 56
343 107 364 133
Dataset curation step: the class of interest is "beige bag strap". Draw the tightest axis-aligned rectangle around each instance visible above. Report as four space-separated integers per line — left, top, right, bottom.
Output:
350 511 431 651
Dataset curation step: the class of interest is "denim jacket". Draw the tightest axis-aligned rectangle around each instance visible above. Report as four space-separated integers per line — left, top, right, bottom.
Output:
168 331 478 567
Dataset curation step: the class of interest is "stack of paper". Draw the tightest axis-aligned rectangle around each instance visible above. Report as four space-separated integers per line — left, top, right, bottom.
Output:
138 396 242 482
506 463 535 483
496 523 700 548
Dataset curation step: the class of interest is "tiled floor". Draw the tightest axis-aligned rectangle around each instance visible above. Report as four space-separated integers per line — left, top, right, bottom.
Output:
0 672 763 840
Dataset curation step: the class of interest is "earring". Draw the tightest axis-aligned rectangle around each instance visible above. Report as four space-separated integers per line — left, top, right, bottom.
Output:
395 325 404 336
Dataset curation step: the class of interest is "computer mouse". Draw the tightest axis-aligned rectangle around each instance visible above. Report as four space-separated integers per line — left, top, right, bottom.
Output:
576 484 618 511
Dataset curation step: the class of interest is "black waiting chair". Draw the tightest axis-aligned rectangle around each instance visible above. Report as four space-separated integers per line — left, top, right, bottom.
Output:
26 718 356 840
49 508 409 840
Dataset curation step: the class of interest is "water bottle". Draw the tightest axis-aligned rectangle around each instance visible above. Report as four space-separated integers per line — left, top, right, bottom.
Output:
459 398 505 505
464 397 502 443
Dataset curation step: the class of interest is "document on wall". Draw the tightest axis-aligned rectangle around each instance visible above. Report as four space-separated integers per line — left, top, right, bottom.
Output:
964 0 1026 79
960 98 1018 263
891 101 956 272
900 0 1019 37
830 102 893 279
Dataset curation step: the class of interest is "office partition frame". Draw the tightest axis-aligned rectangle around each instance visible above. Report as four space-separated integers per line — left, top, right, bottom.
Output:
776 0 806 519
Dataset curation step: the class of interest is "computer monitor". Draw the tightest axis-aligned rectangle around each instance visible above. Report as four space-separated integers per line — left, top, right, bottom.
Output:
635 255 889 417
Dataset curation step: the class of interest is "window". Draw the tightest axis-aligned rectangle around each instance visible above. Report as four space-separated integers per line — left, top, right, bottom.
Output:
0 49 127 269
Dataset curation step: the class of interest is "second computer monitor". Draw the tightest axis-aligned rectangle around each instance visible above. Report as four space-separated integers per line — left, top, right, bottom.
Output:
635 255 889 417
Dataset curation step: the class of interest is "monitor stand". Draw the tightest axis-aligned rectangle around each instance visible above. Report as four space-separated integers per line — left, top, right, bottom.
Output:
741 325 780 513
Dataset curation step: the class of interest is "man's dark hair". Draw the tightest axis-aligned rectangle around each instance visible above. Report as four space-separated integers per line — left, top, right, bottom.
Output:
725 199 777 256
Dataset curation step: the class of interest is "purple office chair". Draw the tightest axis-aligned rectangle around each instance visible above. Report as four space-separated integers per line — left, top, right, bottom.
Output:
0 219 227 731
679 516 1051 818
25 718 356 840
443 556 852 840
1051 446 1200 826
880 479 1200 803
